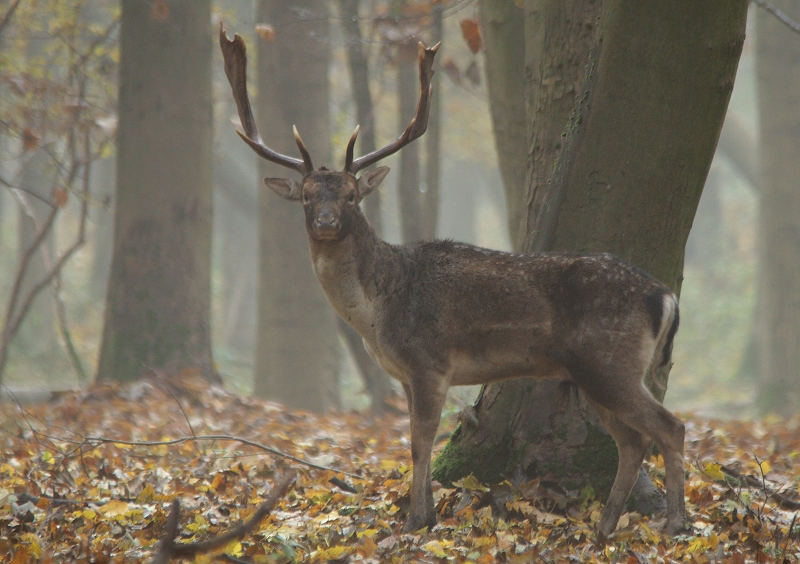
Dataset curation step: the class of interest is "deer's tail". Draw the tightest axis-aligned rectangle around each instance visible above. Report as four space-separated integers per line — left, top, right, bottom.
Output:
656 293 680 368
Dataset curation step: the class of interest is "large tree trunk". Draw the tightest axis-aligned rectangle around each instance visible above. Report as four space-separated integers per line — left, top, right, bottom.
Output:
254 0 341 411
755 0 800 415
97 0 215 383
435 0 747 510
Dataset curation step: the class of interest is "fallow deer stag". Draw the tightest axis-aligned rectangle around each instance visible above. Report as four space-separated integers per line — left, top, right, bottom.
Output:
219 23 685 538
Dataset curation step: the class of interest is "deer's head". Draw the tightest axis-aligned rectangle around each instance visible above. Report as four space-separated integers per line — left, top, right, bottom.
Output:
219 23 438 242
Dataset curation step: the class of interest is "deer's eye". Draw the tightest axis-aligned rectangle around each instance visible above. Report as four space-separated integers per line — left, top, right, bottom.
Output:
303 193 310 203
348 193 356 204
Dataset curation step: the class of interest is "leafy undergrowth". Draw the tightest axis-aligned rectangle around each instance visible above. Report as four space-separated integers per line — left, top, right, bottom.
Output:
1 376 799 563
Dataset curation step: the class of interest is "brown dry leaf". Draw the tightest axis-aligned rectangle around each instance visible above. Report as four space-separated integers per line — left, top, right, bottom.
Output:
460 18 482 54
52 188 68 208
149 1 169 23
255 24 275 43
22 128 39 152
441 57 462 86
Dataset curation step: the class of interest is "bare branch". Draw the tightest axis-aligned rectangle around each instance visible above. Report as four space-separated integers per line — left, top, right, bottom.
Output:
0 0 22 36
168 473 295 558
753 0 800 35
63 434 361 479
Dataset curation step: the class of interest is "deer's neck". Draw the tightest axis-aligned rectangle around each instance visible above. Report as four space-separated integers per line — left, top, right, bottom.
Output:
308 213 406 338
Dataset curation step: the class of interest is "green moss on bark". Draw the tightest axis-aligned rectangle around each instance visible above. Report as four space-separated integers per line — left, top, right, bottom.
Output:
432 426 523 487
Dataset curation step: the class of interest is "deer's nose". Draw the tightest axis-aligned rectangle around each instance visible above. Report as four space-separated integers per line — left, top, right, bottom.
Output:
313 209 341 233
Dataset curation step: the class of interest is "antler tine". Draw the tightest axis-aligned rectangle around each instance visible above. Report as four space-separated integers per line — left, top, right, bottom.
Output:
219 23 311 176
343 125 360 173
292 126 314 172
349 41 440 175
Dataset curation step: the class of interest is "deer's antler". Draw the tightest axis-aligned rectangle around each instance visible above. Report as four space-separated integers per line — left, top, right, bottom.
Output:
345 41 440 175
219 23 313 176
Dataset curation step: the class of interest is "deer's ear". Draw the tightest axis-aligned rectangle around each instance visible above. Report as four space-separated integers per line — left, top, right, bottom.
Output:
264 177 302 201
357 166 390 198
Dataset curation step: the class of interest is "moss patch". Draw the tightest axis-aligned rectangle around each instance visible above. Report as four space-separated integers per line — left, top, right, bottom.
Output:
432 426 523 487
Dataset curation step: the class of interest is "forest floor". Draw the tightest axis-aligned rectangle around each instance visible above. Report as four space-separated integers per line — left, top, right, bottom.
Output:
1 375 799 563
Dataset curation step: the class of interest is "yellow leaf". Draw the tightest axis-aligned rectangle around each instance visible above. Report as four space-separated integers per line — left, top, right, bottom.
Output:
356 528 379 539
759 460 772 475
224 540 243 557
703 462 725 481
82 509 97 520
98 499 129 517
20 533 42 558
453 474 490 492
136 483 156 503
314 546 351 562
424 540 448 558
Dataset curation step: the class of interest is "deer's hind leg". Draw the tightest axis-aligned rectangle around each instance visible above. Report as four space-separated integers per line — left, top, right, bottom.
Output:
615 387 685 535
589 401 653 538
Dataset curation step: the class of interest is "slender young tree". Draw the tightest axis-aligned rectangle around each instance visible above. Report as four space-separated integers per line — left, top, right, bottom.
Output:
755 0 800 415
253 0 341 410
97 0 215 383
435 0 748 510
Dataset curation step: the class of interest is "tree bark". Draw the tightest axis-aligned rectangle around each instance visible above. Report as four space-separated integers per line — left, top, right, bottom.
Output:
335 0 399 413
338 0 381 234
97 0 215 383
435 0 747 509
755 0 800 415
420 2 442 241
479 0 526 244
397 38 423 244
254 0 341 411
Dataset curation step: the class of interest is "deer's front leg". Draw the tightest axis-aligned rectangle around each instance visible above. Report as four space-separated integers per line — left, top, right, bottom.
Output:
403 376 448 533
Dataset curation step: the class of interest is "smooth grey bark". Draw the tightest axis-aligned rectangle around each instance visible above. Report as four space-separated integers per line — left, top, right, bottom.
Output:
421 3 442 241
338 0 381 234
254 0 341 411
435 0 747 509
89 155 115 298
397 38 423 244
97 0 215 383
336 0 398 413
479 0 526 243
755 0 800 415
15 149 57 359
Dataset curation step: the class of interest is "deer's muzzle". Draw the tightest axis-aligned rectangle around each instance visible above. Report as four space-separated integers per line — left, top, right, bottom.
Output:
312 209 342 239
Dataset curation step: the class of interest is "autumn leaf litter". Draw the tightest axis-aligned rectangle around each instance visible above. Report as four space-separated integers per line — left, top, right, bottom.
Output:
1 376 799 563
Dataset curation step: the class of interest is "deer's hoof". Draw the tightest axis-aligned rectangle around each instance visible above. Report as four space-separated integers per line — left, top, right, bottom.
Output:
403 512 436 534
664 516 689 536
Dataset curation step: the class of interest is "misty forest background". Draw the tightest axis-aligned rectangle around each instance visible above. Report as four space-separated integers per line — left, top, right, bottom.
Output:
0 0 797 421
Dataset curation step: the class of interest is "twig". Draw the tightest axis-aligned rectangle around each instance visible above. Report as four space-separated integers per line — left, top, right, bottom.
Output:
143 365 197 439
168 473 295 558
75 434 361 479
753 0 800 35
0 0 22 36
721 464 800 511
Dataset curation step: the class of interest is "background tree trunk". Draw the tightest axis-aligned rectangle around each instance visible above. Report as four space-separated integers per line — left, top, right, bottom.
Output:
479 0 526 244
97 0 215 383
755 0 800 415
435 0 747 510
420 2 442 241
336 0 398 413
397 38 423 244
254 0 341 411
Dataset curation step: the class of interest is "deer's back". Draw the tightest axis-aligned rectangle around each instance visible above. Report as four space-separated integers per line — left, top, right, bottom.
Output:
372 240 673 386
